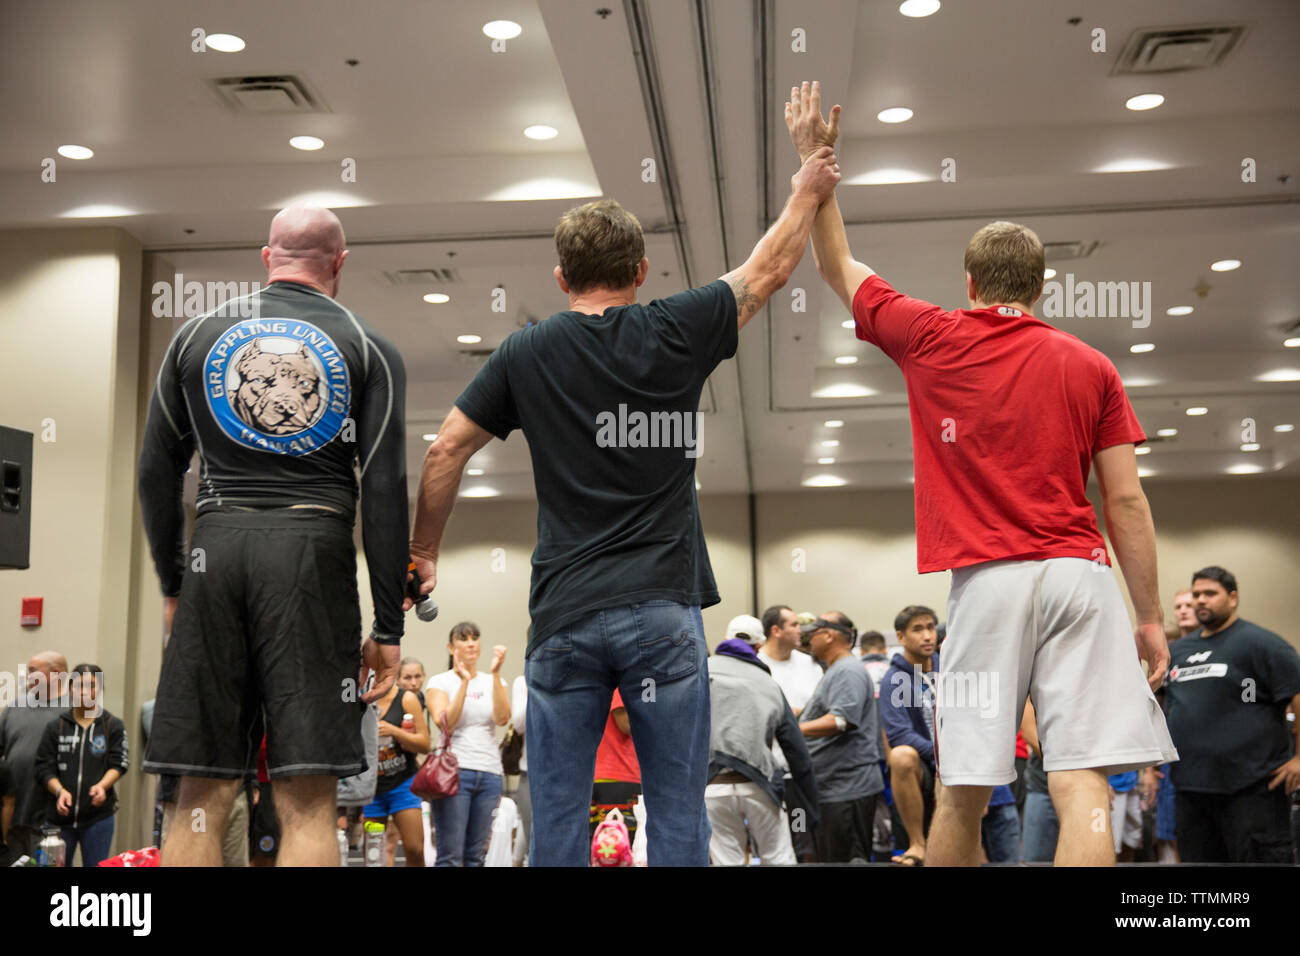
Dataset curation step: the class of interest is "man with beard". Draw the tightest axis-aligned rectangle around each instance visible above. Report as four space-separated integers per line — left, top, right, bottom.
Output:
1163 566 1300 862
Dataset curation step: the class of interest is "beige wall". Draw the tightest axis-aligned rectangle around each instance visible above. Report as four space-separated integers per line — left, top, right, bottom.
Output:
0 227 144 854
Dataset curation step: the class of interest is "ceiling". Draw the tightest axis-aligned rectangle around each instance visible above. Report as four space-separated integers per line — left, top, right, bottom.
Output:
2 0 1297 500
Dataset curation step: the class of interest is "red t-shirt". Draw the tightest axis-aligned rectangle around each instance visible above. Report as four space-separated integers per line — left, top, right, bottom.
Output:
593 689 640 784
1015 730 1029 760
852 274 1145 573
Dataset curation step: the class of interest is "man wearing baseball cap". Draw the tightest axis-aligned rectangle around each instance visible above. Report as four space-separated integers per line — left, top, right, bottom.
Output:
723 614 765 650
798 617 883 862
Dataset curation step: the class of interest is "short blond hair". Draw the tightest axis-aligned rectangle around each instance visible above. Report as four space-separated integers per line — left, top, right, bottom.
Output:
963 221 1045 307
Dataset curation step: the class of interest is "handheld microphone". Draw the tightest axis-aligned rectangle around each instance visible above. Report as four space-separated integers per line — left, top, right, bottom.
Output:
406 562 439 622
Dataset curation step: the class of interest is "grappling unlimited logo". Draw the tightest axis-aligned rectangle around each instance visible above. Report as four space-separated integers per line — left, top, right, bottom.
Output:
204 318 351 456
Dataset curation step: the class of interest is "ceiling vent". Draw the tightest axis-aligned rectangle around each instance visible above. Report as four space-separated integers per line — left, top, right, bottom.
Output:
382 268 462 286
1111 24 1248 76
1043 240 1101 261
211 75 328 114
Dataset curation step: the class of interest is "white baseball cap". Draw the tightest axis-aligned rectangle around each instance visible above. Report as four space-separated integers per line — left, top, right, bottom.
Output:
724 614 764 646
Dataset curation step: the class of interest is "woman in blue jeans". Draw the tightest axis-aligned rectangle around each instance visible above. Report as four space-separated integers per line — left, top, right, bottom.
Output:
425 622 511 866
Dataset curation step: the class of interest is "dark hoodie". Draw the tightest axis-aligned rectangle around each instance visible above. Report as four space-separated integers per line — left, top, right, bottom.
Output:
880 651 940 765
33 709 129 829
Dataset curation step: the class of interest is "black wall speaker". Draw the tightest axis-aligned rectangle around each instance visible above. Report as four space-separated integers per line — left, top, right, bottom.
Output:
0 425 33 570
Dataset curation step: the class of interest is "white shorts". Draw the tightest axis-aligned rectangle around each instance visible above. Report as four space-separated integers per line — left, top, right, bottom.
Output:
704 782 796 866
1111 789 1143 853
934 557 1178 786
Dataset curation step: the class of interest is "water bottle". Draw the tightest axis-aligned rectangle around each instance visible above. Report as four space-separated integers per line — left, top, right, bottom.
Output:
337 828 350 867
402 713 415 734
35 827 66 868
363 820 386 867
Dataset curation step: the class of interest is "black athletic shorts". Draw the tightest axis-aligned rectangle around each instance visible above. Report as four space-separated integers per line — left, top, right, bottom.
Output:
250 781 281 858
142 509 366 780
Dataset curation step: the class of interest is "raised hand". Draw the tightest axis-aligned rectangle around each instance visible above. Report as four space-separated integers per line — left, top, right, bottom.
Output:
490 645 507 674
791 146 841 204
786 80 841 163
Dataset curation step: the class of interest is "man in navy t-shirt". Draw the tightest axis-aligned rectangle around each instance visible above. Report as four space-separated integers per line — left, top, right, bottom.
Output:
406 150 842 866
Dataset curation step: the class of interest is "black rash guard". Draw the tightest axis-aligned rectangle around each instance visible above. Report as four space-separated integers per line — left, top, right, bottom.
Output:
138 279 408 643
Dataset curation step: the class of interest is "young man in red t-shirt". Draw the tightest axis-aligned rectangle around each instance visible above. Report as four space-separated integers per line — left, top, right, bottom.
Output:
590 690 642 845
786 82 1177 866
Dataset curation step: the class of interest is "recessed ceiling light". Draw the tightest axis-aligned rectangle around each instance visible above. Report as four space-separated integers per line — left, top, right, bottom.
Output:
803 474 847 487
1044 268 1057 279
1210 259 1240 272
1274 424 1295 432
1130 343 1155 353
821 439 840 448
483 20 522 39
1284 337 1300 348
57 145 93 160
812 384 876 399
1240 443 1260 452
205 33 245 52
1137 467 1156 479
461 486 501 497
1093 158 1174 174
289 136 324 151
1122 377 1159 388
825 420 844 428
834 355 858 365
467 468 485 476
1156 428 1178 437
422 433 438 441
849 168 932 186
457 334 482 344
899 0 940 16
1256 369 1300 383
58 204 134 218
1226 464 1263 475
1166 306 1193 316
524 125 558 140
1125 93 1165 111
423 293 450 304
818 457 836 465
841 319 855 329
876 107 914 124
1135 446 1151 455
1186 407 1208 416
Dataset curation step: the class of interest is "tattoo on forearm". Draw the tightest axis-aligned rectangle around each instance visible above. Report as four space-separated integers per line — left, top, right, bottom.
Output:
728 274 762 323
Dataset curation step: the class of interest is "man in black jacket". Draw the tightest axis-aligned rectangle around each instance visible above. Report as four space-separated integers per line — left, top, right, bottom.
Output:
33 665 129 866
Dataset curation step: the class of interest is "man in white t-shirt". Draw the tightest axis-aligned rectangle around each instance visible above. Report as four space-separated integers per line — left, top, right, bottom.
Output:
756 604 824 861
757 605 823 715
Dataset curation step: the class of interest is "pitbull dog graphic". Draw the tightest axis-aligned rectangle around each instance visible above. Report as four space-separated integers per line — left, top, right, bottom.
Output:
228 339 324 435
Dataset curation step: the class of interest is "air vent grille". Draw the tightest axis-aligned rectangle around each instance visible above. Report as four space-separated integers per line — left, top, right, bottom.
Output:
1043 241 1101 261
1111 24 1247 75
210 75 328 114
383 268 462 286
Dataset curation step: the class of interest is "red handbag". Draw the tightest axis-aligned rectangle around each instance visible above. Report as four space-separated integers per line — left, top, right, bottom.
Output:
411 712 460 800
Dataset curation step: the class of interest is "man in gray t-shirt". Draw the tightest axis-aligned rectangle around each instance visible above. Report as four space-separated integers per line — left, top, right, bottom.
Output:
799 619 884 862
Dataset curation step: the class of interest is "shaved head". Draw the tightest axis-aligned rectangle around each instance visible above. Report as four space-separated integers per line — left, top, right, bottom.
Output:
27 650 68 698
263 204 348 295
28 650 66 674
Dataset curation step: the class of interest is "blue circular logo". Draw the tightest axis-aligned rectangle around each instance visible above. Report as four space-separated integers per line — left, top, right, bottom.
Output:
91 735 106 756
204 318 351 456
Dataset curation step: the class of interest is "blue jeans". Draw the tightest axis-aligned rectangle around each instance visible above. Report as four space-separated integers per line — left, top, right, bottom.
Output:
981 803 1020 863
526 601 711 867
1020 790 1060 862
61 814 115 867
430 768 502 866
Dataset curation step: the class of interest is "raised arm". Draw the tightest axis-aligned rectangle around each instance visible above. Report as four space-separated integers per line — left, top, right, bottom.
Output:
1094 442 1166 689
785 81 874 313
720 146 840 331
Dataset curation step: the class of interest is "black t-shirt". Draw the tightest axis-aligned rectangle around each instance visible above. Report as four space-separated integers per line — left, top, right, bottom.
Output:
374 691 421 793
455 281 738 654
1165 619 1300 794
138 280 409 641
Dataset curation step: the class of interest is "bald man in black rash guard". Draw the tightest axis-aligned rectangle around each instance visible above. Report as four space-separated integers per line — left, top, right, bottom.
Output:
138 205 408 866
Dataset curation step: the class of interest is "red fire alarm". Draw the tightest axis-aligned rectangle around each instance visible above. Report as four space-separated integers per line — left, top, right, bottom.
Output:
21 596 42 627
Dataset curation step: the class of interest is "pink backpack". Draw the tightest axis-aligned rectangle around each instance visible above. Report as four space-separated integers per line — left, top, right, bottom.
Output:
590 807 634 867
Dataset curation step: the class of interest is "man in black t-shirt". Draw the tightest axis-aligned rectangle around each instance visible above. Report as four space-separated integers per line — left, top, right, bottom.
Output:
406 149 842 866
1162 566 1300 862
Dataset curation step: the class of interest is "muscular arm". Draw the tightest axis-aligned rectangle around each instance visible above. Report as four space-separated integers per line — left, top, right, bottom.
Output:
409 407 494 569
1095 444 1162 626
810 192 876 314
720 148 840 331
138 337 195 598
356 336 409 644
